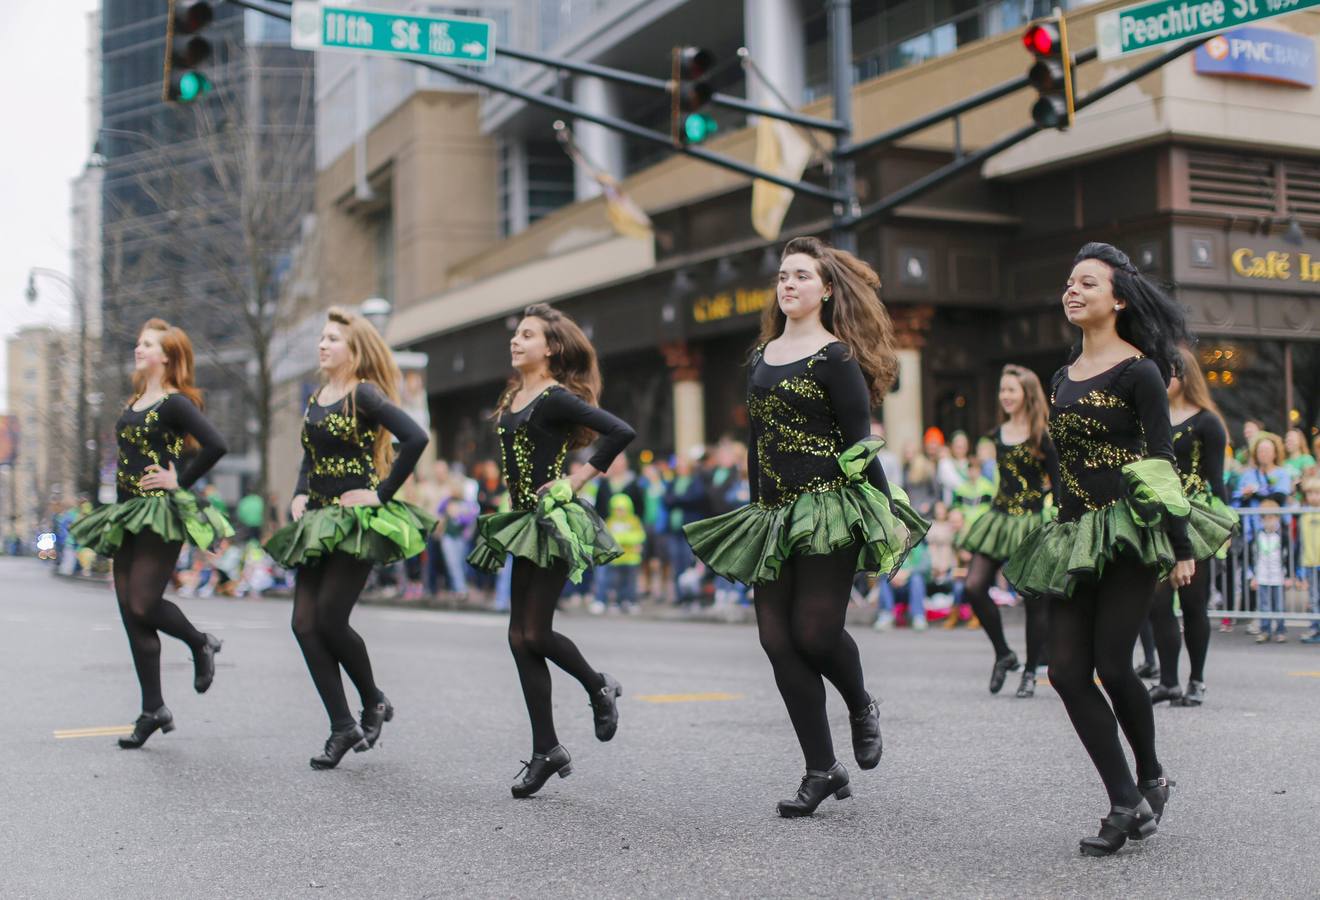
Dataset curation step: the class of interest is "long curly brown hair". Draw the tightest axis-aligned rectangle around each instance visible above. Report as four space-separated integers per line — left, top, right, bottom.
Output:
756 236 899 404
998 364 1049 459
497 304 602 449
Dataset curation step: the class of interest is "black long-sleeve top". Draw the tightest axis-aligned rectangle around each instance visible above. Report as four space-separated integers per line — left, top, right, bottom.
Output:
989 428 1061 516
1049 357 1191 558
496 385 636 511
294 382 428 509
116 394 228 501
747 341 892 508
1171 409 1229 504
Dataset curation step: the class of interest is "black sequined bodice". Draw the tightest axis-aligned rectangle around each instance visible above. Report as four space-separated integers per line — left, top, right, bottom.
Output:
300 395 380 509
116 397 185 500
991 433 1049 516
498 388 571 511
748 345 851 508
1049 361 1148 523
1172 416 1205 498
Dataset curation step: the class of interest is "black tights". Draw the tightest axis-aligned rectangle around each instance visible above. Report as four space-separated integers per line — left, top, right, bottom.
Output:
1048 556 1162 808
507 558 606 754
291 552 379 731
1150 562 1212 686
964 553 1049 671
113 530 205 712
755 546 870 772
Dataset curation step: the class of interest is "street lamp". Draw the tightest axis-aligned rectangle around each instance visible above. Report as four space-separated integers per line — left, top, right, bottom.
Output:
26 267 97 503
360 296 392 333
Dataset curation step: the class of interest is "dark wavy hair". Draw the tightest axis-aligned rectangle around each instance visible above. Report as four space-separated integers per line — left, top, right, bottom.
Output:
496 303 602 449
1069 242 1191 384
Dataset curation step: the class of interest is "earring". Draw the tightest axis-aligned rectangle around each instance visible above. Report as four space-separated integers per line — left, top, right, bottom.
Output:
1114 304 1121 311
823 294 832 303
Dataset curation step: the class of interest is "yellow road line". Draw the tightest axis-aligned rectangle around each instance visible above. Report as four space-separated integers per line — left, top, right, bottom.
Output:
635 692 744 704
54 726 135 739
1288 671 1320 678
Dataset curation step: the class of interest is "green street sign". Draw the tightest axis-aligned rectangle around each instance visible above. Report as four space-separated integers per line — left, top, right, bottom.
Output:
290 1 495 66
1097 0 1318 60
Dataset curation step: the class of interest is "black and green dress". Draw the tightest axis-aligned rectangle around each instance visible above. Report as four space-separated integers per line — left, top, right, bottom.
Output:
956 429 1060 563
1172 409 1236 533
467 385 636 584
71 394 232 555
265 383 434 567
684 342 928 585
1004 358 1237 599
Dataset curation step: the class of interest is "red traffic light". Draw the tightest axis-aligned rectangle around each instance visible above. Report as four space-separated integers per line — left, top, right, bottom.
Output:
678 46 714 80
175 0 214 34
1023 23 1060 56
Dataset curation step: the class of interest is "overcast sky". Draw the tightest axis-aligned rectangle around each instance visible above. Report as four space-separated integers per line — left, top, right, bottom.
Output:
0 0 101 413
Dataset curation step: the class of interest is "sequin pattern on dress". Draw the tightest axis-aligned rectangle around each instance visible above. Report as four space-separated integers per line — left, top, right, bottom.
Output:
992 440 1047 516
1049 382 1147 522
301 397 381 508
116 401 185 498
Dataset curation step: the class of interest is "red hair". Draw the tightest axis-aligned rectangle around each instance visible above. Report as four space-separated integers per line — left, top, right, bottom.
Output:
132 318 204 448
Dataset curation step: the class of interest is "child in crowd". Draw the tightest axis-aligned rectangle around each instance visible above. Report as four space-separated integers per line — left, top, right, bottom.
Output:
594 493 645 614
1250 499 1291 643
1299 479 1320 645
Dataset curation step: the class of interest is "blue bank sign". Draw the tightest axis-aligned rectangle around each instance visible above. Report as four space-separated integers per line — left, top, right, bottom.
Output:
1195 27 1316 86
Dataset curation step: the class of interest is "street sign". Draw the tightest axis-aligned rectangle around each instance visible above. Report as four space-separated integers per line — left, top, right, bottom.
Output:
290 1 495 66
1097 0 1319 60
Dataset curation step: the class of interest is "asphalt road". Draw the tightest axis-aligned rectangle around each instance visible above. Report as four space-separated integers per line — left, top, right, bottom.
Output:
3 556 1317 899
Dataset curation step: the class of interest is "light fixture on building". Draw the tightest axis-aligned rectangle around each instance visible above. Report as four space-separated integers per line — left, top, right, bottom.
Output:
669 269 695 301
713 256 739 286
661 302 676 323
360 296 392 332
759 246 779 277
1283 216 1305 247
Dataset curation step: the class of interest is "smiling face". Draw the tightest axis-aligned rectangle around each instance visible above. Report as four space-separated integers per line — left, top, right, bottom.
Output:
510 316 552 374
998 373 1024 417
134 328 168 376
1254 438 1278 468
318 321 353 378
777 252 829 323
1063 259 1124 327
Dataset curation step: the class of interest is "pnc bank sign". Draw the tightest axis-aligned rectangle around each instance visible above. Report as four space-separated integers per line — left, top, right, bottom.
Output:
1195 27 1316 87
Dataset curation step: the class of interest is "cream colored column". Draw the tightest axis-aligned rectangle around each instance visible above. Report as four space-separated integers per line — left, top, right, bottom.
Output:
673 380 705 459
883 347 923 454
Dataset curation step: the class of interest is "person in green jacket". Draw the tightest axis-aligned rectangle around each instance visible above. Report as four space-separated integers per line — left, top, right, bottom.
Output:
594 493 645 613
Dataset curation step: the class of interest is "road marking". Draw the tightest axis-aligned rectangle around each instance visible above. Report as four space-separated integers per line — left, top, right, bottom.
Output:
377 610 506 628
1289 671 1320 678
635 692 744 703
54 725 134 739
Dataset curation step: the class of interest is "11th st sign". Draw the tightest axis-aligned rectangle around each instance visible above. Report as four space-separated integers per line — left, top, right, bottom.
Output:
290 1 495 66
1097 0 1318 59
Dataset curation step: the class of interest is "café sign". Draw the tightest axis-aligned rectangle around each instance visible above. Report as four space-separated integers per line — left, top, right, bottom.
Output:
1231 247 1320 281
692 287 774 324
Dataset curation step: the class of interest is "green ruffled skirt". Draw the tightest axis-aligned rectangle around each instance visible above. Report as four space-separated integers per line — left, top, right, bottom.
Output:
1003 495 1237 600
956 507 1054 563
265 501 436 568
682 438 930 586
468 485 620 585
70 491 235 556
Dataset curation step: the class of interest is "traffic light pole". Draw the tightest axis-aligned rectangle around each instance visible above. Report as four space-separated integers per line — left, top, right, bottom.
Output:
826 0 858 254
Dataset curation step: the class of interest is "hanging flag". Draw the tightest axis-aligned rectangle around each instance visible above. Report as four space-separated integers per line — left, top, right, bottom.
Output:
751 117 812 242
555 124 653 240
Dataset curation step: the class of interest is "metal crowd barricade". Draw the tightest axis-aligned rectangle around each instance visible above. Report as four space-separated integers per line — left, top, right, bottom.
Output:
1211 505 1320 625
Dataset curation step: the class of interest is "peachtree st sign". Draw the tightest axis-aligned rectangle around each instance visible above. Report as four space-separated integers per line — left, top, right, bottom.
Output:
290 1 495 66
1097 0 1319 60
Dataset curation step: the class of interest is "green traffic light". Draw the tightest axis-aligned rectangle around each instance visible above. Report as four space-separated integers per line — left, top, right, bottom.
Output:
684 113 718 144
176 71 212 103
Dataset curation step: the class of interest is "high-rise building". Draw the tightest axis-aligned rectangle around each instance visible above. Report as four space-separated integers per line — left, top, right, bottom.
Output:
4 327 76 543
99 2 315 499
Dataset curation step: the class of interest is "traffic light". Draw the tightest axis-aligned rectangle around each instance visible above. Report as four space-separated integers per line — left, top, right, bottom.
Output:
1023 20 1074 130
671 46 718 146
163 0 215 104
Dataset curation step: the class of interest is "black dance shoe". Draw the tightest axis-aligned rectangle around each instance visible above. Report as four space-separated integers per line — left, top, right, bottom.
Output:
1180 680 1206 706
193 634 223 694
849 696 883 770
776 762 852 818
309 725 368 770
989 651 1020 694
359 694 394 750
590 673 622 742
1015 670 1037 698
1078 800 1157 857
118 706 175 749
1139 775 1175 823
511 745 573 798
1149 683 1183 704
1134 661 1160 681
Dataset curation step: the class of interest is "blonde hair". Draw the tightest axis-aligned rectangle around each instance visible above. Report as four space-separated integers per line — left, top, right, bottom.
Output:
326 306 402 476
1249 432 1286 471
